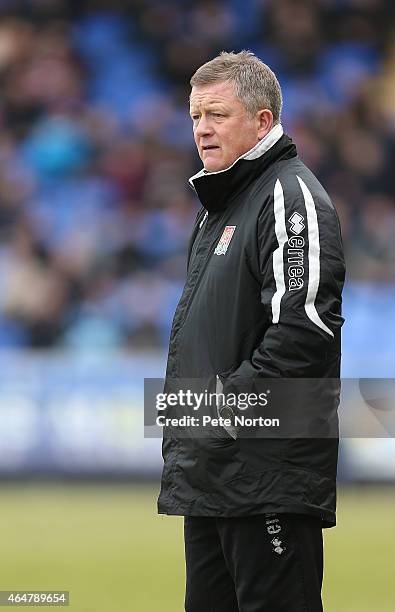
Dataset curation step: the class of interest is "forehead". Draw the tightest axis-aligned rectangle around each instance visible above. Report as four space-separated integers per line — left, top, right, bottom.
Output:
189 81 239 109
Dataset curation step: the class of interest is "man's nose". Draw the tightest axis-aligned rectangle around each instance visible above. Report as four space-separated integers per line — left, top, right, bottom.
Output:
194 116 214 138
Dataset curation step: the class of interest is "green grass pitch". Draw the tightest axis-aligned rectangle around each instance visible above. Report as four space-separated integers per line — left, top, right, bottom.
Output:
0 484 393 611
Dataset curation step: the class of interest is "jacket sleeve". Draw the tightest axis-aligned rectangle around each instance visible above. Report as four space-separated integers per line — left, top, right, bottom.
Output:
222 173 345 395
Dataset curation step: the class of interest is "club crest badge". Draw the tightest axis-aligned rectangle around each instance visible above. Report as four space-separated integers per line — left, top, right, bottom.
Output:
214 226 236 256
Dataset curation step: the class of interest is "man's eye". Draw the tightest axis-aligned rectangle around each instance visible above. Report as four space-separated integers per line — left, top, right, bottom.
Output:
213 113 224 118
191 115 200 121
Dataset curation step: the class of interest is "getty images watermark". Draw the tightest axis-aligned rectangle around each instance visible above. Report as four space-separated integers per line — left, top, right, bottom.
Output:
145 378 395 439
155 387 279 431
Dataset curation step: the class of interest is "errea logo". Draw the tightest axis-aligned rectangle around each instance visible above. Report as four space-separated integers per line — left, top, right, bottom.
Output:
287 235 305 291
288 212 305 235
286 213 305 291
214 226 236 256
271 537 285 555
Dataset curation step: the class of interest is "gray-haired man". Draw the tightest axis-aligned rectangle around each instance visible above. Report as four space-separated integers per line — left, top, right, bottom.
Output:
158 51 345 612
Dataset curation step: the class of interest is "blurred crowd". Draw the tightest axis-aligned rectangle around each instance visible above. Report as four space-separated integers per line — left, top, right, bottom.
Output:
0 0 394 349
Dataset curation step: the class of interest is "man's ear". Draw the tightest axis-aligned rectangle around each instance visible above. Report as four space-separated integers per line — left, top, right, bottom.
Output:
257 109 274 140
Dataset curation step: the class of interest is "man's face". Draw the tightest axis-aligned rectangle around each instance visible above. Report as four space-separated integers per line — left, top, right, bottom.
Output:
190 81 264 172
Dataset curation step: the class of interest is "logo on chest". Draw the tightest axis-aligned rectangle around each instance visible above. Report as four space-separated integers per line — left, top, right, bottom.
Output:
214 226 236 256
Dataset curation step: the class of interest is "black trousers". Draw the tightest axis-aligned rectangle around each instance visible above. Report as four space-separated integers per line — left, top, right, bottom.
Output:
184 513 324 612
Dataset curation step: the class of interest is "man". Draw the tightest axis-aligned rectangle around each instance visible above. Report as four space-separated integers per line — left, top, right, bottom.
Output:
158 51 345 612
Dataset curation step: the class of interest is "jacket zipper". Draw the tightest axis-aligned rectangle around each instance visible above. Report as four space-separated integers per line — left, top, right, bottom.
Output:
188 210 208 268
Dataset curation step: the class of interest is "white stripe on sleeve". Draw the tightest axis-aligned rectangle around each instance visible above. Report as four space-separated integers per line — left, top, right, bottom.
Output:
271 179 287 323
296 175 334 337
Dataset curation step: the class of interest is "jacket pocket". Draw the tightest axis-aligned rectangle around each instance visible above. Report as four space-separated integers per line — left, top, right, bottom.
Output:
217 365 236 384
215 375 238 440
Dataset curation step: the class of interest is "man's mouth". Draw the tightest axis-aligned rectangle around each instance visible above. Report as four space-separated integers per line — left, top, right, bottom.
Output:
202 145 220 151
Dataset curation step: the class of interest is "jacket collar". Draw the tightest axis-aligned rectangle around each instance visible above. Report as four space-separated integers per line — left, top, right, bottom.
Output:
188 124 294 212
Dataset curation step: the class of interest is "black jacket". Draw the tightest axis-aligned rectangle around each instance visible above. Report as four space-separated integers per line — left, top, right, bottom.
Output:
158 126 345 527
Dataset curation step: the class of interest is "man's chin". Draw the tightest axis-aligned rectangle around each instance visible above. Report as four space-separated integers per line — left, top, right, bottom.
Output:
203 160 227 173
